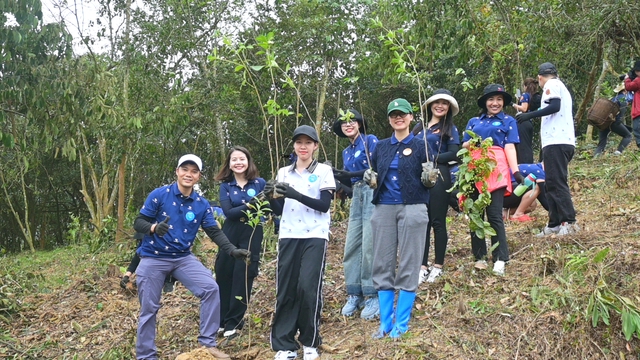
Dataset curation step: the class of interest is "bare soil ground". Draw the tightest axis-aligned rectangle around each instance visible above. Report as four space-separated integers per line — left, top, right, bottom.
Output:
5 153 640 359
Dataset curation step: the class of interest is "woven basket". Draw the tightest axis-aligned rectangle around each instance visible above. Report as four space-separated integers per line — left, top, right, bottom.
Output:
587 98 619 130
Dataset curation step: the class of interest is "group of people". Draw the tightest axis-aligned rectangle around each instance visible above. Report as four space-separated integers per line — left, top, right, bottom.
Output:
334 62 579 343
128 61 582 360
592 60 640 156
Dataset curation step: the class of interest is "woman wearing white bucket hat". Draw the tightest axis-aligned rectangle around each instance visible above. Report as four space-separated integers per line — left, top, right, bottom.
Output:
412 89 460 284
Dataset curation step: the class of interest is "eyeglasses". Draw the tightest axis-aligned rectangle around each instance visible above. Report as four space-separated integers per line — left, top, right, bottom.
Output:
340 122 356 128
388 113 409 119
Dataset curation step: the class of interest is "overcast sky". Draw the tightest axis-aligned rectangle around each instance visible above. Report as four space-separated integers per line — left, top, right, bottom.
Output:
40 0 122 54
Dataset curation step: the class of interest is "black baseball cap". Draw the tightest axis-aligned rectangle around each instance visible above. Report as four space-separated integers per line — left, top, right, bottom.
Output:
538 62 558 75
292 125 319 142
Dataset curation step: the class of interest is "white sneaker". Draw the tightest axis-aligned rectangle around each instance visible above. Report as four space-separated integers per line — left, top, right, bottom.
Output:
303 346 319 360
425 267 443 283
474 260 488 270
557 222 580 236
274 350 297 360
493 260 506 276
572 222 581 233
614 150 622 155
418 268 429 284
341 295 364 316
536 225 561 237
360 297 379 320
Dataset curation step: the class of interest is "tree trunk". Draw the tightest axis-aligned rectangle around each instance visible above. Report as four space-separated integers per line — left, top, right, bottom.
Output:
577 41 607 142
79 132 117 235
117 0 132 244
315 58 332 160
0 157 35 252
116 154 126 243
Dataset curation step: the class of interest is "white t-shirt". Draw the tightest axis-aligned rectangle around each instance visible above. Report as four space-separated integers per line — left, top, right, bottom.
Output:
540 78 575 148
276 161 335 240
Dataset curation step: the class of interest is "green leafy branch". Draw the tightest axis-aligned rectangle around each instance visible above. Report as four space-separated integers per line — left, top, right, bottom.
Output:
584 248 640 341
209 32 315 175
450 130 497 239
372 23 428 119
338 108 355 123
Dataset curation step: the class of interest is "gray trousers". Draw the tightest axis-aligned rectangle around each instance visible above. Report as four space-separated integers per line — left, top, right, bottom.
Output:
136 254 220 360
371 204 428 293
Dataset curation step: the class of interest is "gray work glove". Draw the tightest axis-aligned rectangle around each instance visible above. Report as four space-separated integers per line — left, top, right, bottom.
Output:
363 169 378 189
421 162 439 188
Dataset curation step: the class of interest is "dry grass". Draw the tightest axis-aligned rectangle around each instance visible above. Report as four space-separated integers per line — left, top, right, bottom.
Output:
4 151 640 359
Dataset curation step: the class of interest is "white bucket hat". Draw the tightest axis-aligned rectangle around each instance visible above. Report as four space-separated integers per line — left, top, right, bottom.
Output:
422 89 459 116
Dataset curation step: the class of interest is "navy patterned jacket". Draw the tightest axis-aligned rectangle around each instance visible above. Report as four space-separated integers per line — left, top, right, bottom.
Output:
370 135 430 205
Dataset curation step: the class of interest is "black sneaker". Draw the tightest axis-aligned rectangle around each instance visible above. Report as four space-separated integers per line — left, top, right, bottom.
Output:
218 329 240 348
163 281 175 293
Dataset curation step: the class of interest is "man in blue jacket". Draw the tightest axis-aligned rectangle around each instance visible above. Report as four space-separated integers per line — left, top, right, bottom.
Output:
133 154 250 360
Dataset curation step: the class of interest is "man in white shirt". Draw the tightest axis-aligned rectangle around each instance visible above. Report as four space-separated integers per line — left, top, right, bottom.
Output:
516 62 578 236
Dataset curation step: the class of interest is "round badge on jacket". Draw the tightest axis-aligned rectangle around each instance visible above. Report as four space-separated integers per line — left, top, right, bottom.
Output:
309 174 318 182
247 188 256 197
185 211 195 221
402 148 413 156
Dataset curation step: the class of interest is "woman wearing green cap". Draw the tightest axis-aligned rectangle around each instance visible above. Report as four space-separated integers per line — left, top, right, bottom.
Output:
364 98 431 339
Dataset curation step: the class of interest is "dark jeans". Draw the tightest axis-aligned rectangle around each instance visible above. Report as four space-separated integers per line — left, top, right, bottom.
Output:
471 188 509 263
633 116 640 147
596 120 632 154
542 144 576 227
516 119 534 164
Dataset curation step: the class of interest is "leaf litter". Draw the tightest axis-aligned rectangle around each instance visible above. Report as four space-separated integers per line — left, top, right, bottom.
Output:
4 154 640 359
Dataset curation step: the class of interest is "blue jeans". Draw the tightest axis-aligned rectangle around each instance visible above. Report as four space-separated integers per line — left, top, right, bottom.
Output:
343 181 376 297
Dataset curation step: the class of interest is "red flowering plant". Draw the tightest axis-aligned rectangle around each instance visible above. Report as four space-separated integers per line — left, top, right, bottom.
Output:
450 130 498 239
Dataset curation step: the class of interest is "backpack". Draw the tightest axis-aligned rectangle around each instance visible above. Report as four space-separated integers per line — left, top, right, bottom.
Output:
529 92 542 112
587 98 619 130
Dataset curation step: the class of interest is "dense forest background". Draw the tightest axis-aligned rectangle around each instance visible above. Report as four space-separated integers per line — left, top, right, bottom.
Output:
2 0 640 253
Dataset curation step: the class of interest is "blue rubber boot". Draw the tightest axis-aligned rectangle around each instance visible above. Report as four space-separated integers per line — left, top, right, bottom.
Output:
389 290 416 338
372 290 395 339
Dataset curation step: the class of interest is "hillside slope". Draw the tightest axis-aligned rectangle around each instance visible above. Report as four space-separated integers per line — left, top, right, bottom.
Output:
2 152 640 359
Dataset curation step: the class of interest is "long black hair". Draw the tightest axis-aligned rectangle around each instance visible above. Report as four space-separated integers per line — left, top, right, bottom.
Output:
426 103 454 139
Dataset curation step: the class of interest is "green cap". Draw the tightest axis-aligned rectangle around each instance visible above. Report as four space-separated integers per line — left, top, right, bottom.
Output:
387 98 413 116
